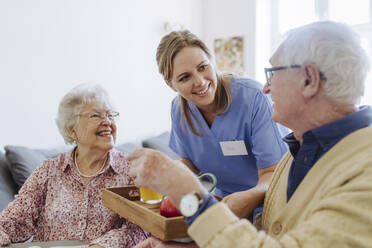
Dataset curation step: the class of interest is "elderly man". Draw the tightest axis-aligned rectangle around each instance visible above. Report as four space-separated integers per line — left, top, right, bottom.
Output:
128 21 372 248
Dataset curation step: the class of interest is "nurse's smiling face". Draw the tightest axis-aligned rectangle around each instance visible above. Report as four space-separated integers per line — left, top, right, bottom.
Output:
167 46 218 113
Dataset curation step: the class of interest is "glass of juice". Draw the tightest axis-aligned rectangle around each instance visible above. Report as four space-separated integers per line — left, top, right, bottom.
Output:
140 186 163 204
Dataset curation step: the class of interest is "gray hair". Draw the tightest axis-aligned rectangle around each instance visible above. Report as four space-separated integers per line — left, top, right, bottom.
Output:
56 83 114 144
277 21 370 105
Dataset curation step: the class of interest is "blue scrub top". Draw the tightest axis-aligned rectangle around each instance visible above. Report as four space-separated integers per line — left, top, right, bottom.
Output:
169 77 288 196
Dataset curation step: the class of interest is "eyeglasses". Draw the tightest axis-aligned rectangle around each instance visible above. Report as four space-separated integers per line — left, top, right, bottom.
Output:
264 65 301 86
264 64 327 86
78 111 120 122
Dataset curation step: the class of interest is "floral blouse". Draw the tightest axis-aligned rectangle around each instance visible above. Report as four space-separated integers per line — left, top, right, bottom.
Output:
0 149 148 247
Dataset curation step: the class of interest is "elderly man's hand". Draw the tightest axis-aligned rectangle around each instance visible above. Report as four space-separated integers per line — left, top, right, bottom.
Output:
127 148 205 207
134 237 198 248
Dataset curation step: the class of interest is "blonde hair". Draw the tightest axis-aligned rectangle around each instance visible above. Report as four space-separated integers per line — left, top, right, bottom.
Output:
156 30 231 136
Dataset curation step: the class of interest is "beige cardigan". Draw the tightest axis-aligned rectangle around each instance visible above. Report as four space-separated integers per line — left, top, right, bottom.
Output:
189 127 372 248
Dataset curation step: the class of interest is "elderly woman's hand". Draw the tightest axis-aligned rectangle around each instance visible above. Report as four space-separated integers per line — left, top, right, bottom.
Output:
134 237 198 248
127 148 205 208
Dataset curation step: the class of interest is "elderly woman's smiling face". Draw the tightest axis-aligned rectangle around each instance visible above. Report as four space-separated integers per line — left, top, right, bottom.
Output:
70 101 118 152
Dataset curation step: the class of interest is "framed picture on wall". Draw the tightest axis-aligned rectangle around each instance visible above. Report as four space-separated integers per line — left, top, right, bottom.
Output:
214 36 244 73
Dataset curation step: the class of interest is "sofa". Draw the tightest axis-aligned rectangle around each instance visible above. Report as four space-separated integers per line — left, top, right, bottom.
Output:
0 131 179 212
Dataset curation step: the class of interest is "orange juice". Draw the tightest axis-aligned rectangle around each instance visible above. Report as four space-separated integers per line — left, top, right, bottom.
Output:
140 186 163 204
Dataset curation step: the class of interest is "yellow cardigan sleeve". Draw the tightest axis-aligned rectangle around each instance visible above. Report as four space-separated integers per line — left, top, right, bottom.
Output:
188 203 298 248
189 165 372 248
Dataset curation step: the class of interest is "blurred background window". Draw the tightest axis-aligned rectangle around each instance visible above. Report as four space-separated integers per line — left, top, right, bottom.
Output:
256 0 372 106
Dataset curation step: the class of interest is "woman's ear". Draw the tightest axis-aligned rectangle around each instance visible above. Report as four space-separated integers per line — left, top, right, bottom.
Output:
165 80 177 92
66 126 77 142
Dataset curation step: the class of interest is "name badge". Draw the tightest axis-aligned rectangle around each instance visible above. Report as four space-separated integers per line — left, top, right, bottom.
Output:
219 140 248 156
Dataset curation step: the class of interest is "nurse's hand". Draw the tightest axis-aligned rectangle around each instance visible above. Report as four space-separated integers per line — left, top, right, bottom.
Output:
127 148 205 208
223 164 276 219
134 237 198 248
222 191 258 219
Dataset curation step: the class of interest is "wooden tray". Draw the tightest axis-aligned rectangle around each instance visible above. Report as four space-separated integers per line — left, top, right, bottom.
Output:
102 186 188 241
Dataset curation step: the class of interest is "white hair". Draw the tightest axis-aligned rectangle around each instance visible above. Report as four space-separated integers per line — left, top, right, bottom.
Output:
277 21 370 105
56 83 114 144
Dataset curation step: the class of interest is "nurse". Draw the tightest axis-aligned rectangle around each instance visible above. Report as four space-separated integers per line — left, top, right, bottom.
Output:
156 30 288 219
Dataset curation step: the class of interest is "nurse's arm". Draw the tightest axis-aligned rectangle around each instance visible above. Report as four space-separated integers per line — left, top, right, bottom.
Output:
180 158 201 175
222 163 277 219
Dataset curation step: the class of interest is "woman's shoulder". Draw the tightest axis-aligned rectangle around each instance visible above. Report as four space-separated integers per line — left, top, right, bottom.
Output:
171 96 180 109
230 76 264 92
229 76 267 103
26 149 74 183
36 149 72 168
110 149 127 161
170 96 182 120
109 149 130 174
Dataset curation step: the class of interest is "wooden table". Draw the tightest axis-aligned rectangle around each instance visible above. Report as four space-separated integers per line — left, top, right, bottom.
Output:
5 240 88 248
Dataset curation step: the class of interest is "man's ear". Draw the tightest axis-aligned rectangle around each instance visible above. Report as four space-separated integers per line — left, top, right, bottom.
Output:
302 63 322 99
165 80 177 92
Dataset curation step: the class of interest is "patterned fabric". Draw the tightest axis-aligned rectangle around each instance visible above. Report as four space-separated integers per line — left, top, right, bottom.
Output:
0 149 148 247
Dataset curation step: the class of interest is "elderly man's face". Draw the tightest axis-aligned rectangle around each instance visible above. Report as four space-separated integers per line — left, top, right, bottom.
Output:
71 101 117 152
263 48 305 129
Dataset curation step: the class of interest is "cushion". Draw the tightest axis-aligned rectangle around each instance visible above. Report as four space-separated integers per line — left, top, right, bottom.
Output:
142 132 180 159
5 143 136 188
4 146 71 188
0 151 18 211
115 142 138 153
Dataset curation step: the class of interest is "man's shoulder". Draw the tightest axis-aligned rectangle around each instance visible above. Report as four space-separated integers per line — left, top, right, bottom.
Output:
319 127 372 176
336 127 372 151
337 127 372 164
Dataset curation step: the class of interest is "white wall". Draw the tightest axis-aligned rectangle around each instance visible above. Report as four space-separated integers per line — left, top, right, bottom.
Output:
203 0 257 77
0 0 203 149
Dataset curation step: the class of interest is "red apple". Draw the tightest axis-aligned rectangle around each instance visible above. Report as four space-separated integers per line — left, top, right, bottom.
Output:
160 196 182 217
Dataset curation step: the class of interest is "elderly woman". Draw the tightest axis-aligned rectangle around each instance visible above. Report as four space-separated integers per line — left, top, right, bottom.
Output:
0 84 148 247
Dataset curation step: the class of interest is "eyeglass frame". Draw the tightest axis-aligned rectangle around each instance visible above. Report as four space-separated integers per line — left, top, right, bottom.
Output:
264 64 327 86
77 111 120 123
264 65 301 86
